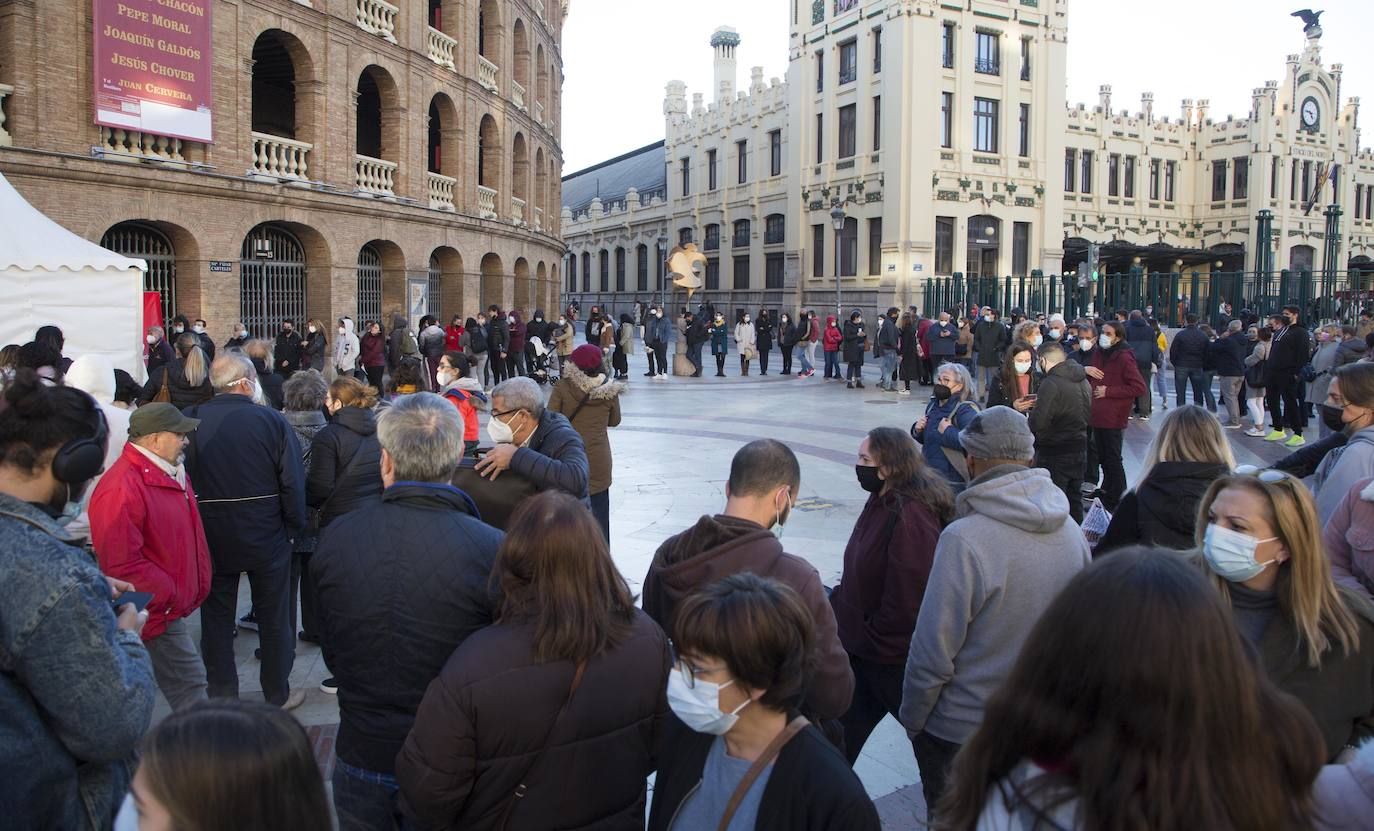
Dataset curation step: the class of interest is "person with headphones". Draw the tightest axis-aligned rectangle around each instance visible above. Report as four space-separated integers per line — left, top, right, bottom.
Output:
90 403 213 712
0 369 157 830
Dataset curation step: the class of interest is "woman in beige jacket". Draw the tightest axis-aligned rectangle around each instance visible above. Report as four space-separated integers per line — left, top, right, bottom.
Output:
548 344 626 541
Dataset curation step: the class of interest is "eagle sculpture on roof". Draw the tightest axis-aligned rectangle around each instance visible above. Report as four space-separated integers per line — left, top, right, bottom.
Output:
1291 9 1323 37
666 244 705 299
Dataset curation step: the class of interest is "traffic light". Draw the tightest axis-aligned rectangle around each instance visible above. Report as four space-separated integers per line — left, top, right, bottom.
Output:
1087 243 1100 282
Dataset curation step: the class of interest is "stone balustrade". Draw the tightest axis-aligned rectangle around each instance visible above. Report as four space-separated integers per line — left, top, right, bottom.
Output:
250 132 312 181
99 127 184 162
535 0 546 21
477 185 498 219
512 196 526 225
427 26 456 70
427 171 456 211
533 206 543 232
354 153 397 196
512 80 526 111
0 83 12 146
355 0 398 43
478 56 499 92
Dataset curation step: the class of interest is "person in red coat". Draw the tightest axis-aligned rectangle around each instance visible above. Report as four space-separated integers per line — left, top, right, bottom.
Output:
916 312 935 385
444 314 465 353
1085 321 1147 511
89 403 212 711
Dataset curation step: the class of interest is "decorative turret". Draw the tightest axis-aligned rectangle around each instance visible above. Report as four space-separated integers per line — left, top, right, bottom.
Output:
1181 98 1194 125
1141 92 1153 123
664 80 687 121
1099 84 1112 113
1197 99 1210 125
710 26 741 105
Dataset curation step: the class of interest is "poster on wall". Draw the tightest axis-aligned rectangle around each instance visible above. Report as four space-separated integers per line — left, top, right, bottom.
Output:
408 278 429 334
93 0 214 143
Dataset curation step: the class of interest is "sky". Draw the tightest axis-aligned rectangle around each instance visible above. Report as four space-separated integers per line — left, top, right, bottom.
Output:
559 0 1374 175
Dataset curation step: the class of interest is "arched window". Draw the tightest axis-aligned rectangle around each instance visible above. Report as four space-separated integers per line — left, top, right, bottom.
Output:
357 244 383 323
240 224 307 338
732 219 751 248
102 222 176 328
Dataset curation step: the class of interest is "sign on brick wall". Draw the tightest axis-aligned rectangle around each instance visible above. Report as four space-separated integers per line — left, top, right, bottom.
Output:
93 0 213 143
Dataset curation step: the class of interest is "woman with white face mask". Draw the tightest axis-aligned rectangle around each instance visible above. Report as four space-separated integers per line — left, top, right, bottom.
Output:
648 574 881 831
1193 470 1374 762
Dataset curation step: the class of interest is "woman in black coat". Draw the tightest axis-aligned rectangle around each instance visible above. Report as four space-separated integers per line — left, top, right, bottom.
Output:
139 333 212 410
898 312 922 394
648 573 879 831
985 342 1040 410
307 377 384 530
397 492 669 830
777 313 798 375
1096 405 1233 554
842 310 868 389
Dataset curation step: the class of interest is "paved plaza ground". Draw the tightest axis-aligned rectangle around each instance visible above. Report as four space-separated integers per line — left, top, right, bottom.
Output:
174 355 1293 829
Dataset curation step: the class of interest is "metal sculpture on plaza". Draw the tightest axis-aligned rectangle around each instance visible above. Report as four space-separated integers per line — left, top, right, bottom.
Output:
666 244 705 300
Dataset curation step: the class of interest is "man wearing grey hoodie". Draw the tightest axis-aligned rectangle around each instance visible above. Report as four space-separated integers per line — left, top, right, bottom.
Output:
899 406 1090 816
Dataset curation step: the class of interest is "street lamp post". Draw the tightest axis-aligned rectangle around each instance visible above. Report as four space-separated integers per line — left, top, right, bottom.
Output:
830 201 847 321
657 232 669 312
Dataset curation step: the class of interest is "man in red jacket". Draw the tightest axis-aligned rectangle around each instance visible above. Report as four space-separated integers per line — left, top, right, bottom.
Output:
90 402 212 711
1084 321 1147 511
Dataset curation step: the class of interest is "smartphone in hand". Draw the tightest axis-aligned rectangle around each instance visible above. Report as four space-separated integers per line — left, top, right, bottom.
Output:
112 591 152 614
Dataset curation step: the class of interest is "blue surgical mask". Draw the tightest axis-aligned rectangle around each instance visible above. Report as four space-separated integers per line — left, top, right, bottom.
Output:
1203 523 1281 582
1098 334 1113 349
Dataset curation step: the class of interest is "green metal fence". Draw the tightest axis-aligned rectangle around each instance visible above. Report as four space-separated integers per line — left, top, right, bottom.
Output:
920 270 1374 328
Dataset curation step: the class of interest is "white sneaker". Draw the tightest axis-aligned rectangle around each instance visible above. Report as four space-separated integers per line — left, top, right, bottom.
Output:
1244 427 1267 438
281 689 306 711
898 388 912 396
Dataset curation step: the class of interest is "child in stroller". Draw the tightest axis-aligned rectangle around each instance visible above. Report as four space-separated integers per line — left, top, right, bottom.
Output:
526 336 552 384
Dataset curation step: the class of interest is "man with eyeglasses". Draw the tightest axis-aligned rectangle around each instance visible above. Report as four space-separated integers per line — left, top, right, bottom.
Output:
474 376 589 500
184 353 307 711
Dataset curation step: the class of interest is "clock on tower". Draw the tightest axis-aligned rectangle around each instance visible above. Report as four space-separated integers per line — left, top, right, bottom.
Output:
1301 97 1320 132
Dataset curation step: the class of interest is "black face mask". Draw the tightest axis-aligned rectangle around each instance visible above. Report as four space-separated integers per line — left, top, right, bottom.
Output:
932 384 953 402
855 465 884 493
1322 404 1347 433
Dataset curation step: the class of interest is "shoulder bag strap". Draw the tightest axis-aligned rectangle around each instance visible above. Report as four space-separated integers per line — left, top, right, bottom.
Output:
717 716 810 831
499 661 588 830
317 439 370 519
567 391 594 423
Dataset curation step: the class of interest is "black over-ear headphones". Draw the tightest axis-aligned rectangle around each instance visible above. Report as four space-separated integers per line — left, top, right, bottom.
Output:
52 401 109 485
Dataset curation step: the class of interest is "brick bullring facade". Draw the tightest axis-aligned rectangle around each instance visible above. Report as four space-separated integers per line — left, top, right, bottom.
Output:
0 0 566 344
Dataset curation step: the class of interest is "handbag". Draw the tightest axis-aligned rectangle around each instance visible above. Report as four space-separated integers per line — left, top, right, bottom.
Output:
1244 357 1267 387
151 366 173 404
497 661 588 830
939 400 981 482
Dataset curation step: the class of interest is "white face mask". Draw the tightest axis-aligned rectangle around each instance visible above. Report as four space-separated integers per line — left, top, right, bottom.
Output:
1030 335 1043 348
743 317 750 323
487 412 519 444
984 314 994 323
146 334 158 345
559 318 566 325
1048 328 1063 340
1203 523 1282 582
192 325 205 334
173 325 184 333
1098 334 1114 349
1014 360 1033 375
238 330 248 339
308 326 317 333
338 326 345 335
666 666 750 735
1079 340 1094 352
437 369 454 387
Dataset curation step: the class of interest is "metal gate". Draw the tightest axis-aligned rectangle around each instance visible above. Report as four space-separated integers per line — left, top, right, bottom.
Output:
357 244 382 324
427 254 443 318
240 224 307 339
101 222 176 328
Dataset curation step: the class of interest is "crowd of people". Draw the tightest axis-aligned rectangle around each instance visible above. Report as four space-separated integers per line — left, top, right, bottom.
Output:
3 300 1374 831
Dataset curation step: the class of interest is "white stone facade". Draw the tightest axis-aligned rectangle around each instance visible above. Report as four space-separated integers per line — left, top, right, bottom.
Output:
561 2 1374 317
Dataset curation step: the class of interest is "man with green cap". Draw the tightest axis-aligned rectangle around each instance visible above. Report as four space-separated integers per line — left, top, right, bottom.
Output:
89 402 213 710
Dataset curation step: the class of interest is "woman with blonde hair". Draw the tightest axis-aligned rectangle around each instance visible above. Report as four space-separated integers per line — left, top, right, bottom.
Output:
1096 405 1233 553
139 332 212 410
1194 469 1374 761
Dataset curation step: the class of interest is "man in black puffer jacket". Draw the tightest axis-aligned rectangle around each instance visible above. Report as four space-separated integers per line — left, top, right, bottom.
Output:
1264 305 1312 445
312 392 502 828
1168 314 1209 407
1027 342 1092 523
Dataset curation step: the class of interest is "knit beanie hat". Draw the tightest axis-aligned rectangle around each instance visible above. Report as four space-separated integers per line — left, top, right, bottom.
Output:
571 343 603 373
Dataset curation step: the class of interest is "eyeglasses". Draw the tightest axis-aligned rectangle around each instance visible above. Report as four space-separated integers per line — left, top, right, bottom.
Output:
669 644 728 689
491 409 521 420
1233 464 1291 485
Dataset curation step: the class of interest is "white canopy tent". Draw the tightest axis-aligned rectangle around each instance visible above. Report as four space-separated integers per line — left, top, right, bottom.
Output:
0 172 147 380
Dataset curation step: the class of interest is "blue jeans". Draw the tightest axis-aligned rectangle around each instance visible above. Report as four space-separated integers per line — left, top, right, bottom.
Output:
333 761 403 831
879 351 898 389
799 343 815 374
687 343 703 372
824 351 840 378
1174 366 1206 407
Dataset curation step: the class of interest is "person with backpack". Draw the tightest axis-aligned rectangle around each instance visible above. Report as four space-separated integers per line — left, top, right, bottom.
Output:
911 363 981 493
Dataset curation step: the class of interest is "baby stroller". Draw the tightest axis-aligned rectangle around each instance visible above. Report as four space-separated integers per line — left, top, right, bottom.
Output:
527 337 552 385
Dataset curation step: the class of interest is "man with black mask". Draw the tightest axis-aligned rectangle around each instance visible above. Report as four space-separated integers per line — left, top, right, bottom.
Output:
275 319 303 378
0 370 156 829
